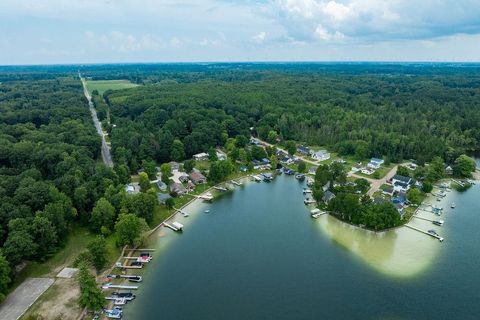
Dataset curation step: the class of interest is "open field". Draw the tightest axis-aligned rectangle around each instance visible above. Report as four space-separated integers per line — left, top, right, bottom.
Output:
85 80 139 95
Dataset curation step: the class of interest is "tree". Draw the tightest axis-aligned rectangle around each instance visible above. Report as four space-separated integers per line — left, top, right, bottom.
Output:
142 160 157 179
251 145 267 160
269 155 278 170
208 148 218 161
183 159 195 173
165 197 175 209
453 155 476 178
3 229 37 266
115 214 148 246
160 163 172 184
209 161 235 183
354 178 370 194
298 161 306 173
87 236 107 272
122 192 158 222
170 139 186 161
396 166 410 177
235 135 248 148
426 156 445 182
32 216 58 258
90 198 116 232
407 188 422 205
421 181 433 193
267 130 278 144
77 263 104 311
284 141 296 156
0 252 11 303
139 172 151 192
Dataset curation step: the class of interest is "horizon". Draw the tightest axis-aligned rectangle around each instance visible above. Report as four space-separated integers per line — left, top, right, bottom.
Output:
2 1 480 65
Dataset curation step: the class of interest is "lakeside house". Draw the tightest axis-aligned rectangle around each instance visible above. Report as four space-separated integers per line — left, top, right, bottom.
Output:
156 180 168 192
310 149 330 161
158 193 172 205
170 182 187 196
193 152 209 161
125 183 140 194
445 165 453 175
391 175 415 192
297 145 310 155
216 150 227 161
189 172 207 184
361 168 374 175
351 163 363 173
169 161 180 172
323 190 336 203
368 157 384 169
308 166 318 175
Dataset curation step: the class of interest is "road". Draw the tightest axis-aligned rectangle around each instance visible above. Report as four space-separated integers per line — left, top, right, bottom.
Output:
0 278 54 320
253 137 320 166
79 74 114 167
349 165 400 197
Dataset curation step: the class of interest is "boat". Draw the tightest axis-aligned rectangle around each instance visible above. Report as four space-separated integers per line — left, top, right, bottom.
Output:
303 188 312 194
451 202 456 209
432 220 444 226
111 292 136 301
295 174 305 180
428 229 439 236
105 297 127 305
128 276 142 283
105 307 123 319
204 209 210 213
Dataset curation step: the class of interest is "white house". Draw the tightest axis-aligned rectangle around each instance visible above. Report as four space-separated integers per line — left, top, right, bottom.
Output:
216 150 227 161
361 168 374 175
193 152 209 161
310 149 330 161
368 157 384 169
391 175 414 192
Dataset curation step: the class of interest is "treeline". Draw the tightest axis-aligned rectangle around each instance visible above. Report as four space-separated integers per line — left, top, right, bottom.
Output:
0 77 156 302
101 67 480 173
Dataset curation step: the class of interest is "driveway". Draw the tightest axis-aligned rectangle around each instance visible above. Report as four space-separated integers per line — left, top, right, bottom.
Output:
0 278 54 320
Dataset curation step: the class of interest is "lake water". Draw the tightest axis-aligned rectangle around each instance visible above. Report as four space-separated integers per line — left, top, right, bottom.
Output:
124 175 480 320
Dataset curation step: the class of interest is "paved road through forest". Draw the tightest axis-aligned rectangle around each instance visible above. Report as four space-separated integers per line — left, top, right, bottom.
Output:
79 74 114 167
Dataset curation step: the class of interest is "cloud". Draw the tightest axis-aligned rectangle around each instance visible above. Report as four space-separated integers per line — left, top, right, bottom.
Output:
269 0 480 43
85 31 164 52
253 31 267 43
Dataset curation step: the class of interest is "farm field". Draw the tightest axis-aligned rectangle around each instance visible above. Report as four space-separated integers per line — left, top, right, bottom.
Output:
85 79 138 95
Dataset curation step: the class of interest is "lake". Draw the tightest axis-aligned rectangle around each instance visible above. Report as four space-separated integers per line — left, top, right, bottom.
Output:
124 175 480 320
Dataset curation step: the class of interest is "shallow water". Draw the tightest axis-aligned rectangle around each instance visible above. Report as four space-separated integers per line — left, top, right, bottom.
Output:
124 175 480 320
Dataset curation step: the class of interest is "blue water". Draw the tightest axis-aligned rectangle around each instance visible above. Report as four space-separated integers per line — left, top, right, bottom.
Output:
124 176 480 320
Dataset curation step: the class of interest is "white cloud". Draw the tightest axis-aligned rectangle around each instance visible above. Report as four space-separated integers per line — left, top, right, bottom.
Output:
253 31 267 43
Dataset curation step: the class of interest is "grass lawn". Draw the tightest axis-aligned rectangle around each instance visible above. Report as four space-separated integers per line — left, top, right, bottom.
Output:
11 226 120 292
85 80 139 96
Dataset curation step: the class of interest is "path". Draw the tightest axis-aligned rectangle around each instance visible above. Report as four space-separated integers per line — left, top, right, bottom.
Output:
349 165 399 197
79 73 114 167
0 278 54 320
253 137 320 166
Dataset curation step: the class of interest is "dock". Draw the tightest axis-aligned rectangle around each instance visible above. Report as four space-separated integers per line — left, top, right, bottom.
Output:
214 186 228 192
413 216 444 225
197 193 214 201
231 180 243 186
310 208 326 218
304 198 316 205
102 284 139 290
163 221 184 232
405 224 444 242
174 208 189 217
124 248 155 252
251 175 262 182
114 264 142 269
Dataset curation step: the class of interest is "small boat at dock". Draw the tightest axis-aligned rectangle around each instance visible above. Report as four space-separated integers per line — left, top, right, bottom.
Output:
451 202 456 209
432 220 444 226
163 221 184 232
303 188 312 194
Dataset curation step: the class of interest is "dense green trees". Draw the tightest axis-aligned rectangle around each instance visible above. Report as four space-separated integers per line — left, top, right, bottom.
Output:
87 236 108 272
90 198 116 232
77 263 104 311
115 214 148 246
0 252 11 303
453 155 476 177
209 161 235 183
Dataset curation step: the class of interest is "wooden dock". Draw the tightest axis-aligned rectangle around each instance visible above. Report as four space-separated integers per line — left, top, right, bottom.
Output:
413 216 444 225
405 224 444 242
231 180 242 186
102 284 139 290
214 186 228 192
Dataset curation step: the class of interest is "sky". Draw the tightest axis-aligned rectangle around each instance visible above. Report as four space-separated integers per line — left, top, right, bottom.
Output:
1 0 480 65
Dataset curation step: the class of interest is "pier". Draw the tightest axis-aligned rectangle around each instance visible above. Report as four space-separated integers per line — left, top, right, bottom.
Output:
231 180 243 186
163 221 184 231
413 216 444 225
214 186 228 192
102 284 139 290
405 224 444 242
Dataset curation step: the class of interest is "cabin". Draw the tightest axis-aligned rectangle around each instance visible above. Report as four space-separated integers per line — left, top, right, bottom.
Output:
250 137 261 145
216 150 227 161
445 165 453 175
297 145 310 155
189 172 207 184
310 149 330 161
156 180 168 192
193 152 209 161
323 190 336 203
157 193 172 205
368 157 384 169
125 183 140 194
170 182 187 196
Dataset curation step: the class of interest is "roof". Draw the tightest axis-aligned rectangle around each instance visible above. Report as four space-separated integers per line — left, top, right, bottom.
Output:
157 193 172 203
323 190 336 201
373 197 387 205
193 152 209 158
189 172 206 181
171 182 186 192
393 175 411 184
371 157 384 163
313 149 329 155
394 181 409 189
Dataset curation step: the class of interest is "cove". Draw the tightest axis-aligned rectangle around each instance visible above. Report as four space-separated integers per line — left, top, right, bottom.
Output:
124 175 480 320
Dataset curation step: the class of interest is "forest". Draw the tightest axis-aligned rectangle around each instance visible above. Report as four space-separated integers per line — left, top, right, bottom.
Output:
101 64 480 172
